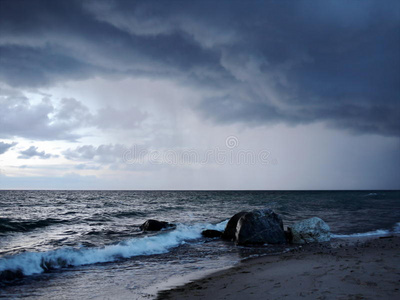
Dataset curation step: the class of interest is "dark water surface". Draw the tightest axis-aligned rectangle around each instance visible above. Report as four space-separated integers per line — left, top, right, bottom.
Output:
1 190 399 299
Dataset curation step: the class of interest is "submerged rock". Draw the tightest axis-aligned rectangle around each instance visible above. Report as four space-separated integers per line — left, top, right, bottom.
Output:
289 217 331 244
235 209 286 245
139 219 175 231
201 229 223 238
222 211 247 241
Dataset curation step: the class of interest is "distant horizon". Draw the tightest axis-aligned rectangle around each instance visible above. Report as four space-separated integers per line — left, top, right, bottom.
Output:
1 189 399 192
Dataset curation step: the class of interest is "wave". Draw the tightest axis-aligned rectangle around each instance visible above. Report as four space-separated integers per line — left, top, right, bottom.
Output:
0 217 69 234
0 220 227 280
332 222 400 238
82 210 148 222
111 210 147 218
364 192 378 197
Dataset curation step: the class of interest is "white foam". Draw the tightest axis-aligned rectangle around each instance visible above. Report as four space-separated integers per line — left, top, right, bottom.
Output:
365 193 378 196
0 220 227 277
332 222 400 238
332 229 390 238
393 222 400 233
207 219 228 231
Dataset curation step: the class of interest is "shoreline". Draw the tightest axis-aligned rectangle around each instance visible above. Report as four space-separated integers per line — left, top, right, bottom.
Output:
157 235 400 300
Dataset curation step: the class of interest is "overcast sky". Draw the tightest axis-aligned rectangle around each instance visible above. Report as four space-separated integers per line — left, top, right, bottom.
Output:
0 0 399 190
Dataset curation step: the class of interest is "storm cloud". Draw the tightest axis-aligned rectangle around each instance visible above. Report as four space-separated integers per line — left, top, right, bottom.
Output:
0 0 398 136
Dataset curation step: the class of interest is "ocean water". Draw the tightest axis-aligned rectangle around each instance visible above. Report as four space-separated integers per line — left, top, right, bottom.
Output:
0 190 399 299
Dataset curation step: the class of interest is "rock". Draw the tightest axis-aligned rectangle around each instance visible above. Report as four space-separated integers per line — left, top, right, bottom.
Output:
222 211 247 241
290 217 331 244
284 229 293 243
235 209 286 245
201 229 223 238
139 219 175 231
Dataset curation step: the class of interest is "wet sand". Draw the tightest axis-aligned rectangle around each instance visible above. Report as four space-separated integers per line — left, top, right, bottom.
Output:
157 236 400 300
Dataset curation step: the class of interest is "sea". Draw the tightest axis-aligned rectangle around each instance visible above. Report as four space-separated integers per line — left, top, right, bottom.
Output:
1 190 399 299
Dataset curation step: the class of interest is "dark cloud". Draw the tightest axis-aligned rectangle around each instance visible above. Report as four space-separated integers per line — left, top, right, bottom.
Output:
18 146 58 159
199 97 400 137
0 0 223 87
0 141 17 154
0 45 101 87
0 0 399 136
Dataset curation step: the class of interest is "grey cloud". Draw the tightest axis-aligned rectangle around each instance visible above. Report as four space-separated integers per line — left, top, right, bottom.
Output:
0 91 147 140
95 106 148 129
63 144 128 164
0 0 223 87
18 146 58 159
0 91 79 140
63 143 159 171
54 98 147 132
0 91 89 140
0 0 399 136
0 141 17 154
199 97 400 137
0 45 102 88
74 164 101 170
55 98 92 124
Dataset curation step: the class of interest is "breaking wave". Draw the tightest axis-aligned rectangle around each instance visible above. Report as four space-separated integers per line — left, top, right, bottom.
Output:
0 220 227 280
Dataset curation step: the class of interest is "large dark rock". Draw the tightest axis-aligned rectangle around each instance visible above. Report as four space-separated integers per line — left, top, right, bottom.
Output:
232 209 286 245
222 211 247 241
139 219 175 231
201 229 223 238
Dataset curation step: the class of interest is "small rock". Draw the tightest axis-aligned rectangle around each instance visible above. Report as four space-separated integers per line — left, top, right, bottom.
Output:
139 219 176 231
201 229 223 238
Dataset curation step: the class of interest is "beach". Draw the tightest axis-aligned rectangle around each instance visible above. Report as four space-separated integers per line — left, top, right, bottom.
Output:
157 236 400 300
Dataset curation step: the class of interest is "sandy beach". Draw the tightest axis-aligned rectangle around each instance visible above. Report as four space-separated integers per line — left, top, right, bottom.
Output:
157 236 400 300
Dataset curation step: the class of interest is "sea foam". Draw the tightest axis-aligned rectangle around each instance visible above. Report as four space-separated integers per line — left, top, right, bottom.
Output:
0 220 227 278
332 222 400 238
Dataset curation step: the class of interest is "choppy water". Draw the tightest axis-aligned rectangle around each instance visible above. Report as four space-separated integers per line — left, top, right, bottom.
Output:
1 190 399 299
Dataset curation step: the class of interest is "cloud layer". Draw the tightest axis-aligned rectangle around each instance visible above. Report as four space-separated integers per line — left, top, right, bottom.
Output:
0 0 398 136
